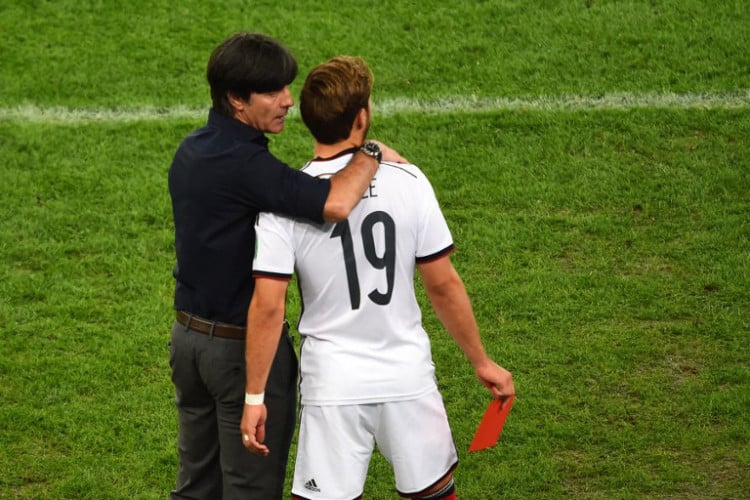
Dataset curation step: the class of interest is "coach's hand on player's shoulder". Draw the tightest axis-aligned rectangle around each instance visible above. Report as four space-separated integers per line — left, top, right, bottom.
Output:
370 140 409 163
240 403 270 456
475 359 515 403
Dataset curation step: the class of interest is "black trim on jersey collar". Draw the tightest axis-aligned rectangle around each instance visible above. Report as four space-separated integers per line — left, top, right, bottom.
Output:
312 146 360 162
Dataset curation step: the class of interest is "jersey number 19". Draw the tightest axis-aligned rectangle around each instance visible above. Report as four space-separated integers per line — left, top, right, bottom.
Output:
330 211 395 310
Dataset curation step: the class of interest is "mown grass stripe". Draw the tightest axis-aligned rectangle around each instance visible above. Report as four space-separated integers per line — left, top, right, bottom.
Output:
1 90 749 124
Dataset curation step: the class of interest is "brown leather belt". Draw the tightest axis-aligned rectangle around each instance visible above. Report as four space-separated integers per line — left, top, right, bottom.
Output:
175 311 246 340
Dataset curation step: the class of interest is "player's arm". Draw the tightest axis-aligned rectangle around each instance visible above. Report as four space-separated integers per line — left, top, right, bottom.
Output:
323 141 407 222
240 277 289 456
417 255 515 401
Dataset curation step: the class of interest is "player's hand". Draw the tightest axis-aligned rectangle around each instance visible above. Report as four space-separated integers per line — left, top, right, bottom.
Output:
371 140 409 163
475 360 514 407
240 403 269 456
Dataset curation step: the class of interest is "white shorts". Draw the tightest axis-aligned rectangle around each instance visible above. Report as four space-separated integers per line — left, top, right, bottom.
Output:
291 388 458 500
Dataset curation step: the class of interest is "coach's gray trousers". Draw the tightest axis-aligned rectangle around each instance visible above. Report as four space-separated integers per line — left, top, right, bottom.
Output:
169 321 297 500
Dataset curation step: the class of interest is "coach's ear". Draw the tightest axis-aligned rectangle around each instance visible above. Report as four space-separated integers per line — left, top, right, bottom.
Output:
228 92 250 113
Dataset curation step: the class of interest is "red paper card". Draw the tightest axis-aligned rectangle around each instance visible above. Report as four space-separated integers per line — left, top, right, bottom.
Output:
468 395 515 452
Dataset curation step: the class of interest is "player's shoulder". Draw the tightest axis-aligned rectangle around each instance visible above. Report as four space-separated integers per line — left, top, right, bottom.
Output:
378 161 428 182
300 157 432 186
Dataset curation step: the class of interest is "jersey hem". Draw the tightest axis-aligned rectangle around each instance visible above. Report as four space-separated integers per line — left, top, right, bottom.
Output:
300 384 437 406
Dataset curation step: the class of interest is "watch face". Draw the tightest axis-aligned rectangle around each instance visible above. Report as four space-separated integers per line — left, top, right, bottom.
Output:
363 142 382 159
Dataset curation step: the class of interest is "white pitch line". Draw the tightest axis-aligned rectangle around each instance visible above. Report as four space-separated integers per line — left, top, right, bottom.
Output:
1 90 749 124
379 90 750 114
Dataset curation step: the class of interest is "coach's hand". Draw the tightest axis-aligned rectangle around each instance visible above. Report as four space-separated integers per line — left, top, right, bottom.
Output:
371 140 409 163
240 403 269 456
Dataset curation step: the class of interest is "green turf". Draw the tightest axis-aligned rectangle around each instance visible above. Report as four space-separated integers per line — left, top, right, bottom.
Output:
1 1 748 498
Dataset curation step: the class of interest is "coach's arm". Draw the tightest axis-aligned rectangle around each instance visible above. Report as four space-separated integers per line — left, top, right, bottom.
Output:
323 141 407 222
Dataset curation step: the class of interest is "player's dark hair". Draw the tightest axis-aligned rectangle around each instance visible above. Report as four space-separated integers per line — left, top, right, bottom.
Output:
300 56 373 144
207 32 298 117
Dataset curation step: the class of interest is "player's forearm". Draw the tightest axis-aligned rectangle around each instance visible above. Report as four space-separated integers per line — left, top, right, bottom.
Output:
426 275 490 369
244 302 286 394
323 150 378 222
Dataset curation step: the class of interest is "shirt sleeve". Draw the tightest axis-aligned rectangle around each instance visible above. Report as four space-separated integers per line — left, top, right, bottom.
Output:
252 211 295 279
242 149 330 224
415 172 455 262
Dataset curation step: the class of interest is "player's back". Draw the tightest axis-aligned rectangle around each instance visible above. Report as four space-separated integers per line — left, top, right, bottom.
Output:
294 157 430 332
253 152 454 405
293 154 454 404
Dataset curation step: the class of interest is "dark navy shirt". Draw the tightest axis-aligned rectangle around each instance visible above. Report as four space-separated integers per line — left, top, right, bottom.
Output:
168 109 330 325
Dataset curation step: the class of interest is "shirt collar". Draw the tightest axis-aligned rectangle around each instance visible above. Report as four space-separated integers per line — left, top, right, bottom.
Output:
313 146 360 162
207 108 268 146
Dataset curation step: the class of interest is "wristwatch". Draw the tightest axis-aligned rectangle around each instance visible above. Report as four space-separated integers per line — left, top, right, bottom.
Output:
359 141 382 163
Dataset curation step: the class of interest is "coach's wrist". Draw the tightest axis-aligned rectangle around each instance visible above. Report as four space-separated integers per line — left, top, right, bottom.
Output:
359 141 382 163
244 392 265 405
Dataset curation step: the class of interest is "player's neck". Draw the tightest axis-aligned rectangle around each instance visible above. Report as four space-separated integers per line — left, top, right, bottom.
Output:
313 135 365 161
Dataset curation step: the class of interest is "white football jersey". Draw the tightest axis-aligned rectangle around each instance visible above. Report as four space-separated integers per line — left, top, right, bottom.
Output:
253 151 454 405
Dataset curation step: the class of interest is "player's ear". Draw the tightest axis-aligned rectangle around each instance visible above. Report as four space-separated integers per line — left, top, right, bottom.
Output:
353 107 368 132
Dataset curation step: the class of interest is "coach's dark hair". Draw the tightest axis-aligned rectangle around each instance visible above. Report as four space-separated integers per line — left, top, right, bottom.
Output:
207 32 298 117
